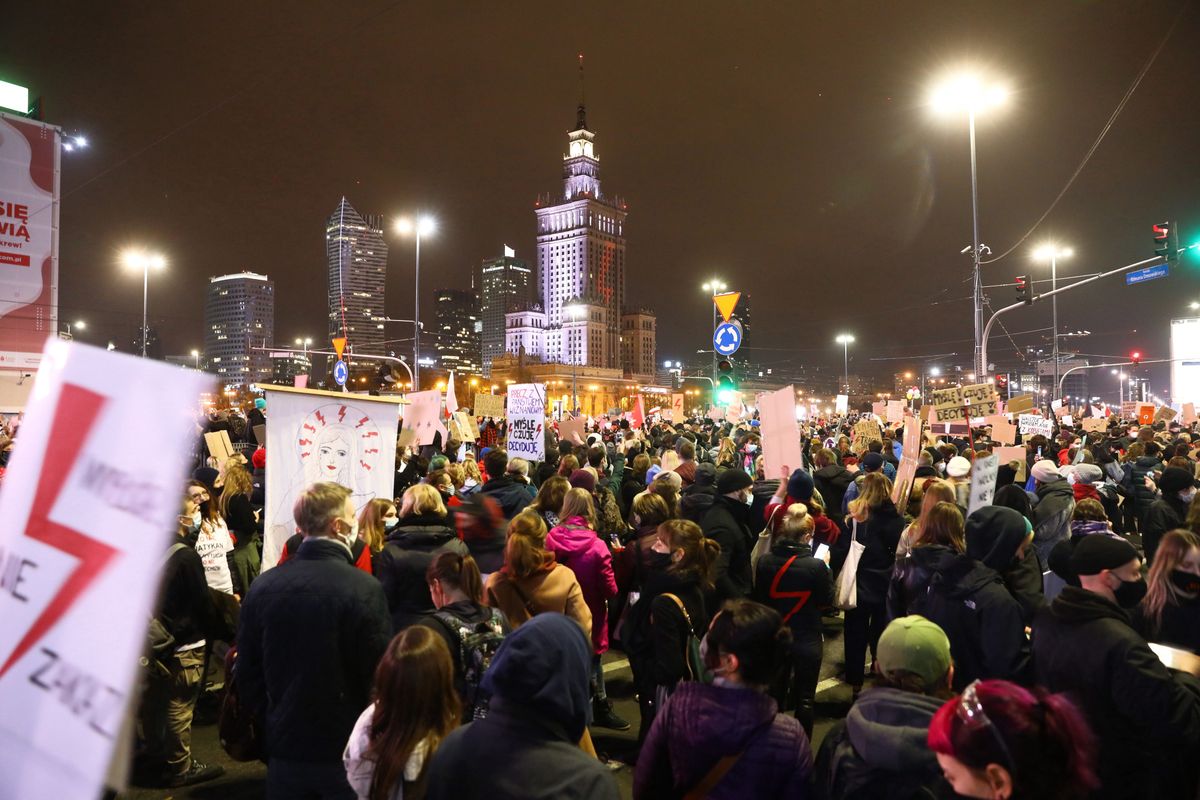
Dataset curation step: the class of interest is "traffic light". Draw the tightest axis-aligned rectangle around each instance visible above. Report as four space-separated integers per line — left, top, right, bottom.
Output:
995 373 1009 391
1015 275 1031 304
1153 221 1180 266
716 358 738 404
1130 351 1142 365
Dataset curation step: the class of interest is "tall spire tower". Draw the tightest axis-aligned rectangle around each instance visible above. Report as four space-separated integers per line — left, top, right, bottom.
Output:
563 53 601 201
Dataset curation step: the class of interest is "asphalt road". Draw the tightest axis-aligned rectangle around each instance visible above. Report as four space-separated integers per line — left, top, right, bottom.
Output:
117 616 856 800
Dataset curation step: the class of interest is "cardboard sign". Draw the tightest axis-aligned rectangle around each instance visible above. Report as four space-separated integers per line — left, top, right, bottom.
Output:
707 406 725 422
1138 405 1155 425
886 400 905 424
396 427 418 449
670 393 685 423
993 446 1027 482
473 392 506 419
990 419 1017 446
1120 401 1138 419
0 340 211 799
872 401 885 417
203 430 235 465
1018 414 1053 437
252 423 267 446
1006 394 1035 414
506 383 546 461
931 386 963 407
1155 406 1178 423
1062 415 1074 427
454 411 480 441
853 419 882 444
1184 403 1197 426
559 414 586 446
891 458 917 508
835 394 848 414
758 386 804 480
1082 417 1107 433
403 390 447 446
967 454 1000 514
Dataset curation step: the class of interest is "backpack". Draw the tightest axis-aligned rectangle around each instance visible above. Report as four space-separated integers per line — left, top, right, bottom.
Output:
433 607 507 720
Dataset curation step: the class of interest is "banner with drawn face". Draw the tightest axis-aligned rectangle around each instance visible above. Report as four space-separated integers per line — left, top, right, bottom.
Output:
262 388 401 569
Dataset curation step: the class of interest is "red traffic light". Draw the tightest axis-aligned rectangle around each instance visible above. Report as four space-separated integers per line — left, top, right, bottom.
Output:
1130 351 1142 364
1153 223 1170 241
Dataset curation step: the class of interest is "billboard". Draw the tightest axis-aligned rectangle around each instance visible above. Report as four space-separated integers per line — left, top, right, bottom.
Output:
0 112 60 370
1170 318 1200 405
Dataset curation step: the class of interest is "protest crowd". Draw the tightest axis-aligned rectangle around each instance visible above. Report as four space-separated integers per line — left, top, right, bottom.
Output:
27 390 1200 800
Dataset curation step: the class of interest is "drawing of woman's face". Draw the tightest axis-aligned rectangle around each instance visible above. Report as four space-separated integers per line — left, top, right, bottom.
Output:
318 433 350 478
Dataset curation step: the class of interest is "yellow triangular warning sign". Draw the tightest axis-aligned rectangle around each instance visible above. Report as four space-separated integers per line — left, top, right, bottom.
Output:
713 292 741 323
332 337 347 360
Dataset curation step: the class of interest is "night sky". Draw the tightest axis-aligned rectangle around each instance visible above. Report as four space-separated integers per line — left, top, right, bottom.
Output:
8 1 1199 396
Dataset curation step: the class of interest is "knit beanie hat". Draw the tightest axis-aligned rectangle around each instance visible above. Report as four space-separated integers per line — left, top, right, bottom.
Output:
946 456 971 478
251 448 267 469
1159 466 1194 495
1073 464 1104 485
715 468 753 495
1031 460 1060 483
1070 534 1138 576
568 469 596 493
787 469 815 503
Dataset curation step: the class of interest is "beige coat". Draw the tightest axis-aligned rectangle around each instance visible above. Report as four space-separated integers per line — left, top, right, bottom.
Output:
484 564 592 641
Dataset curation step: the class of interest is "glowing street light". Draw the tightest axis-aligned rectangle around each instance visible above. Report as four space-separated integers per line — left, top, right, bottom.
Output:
394 215 437 388
702 279 727 384
122 248 167 358
928 69 1010 378
190 349 201 370
835 334 855 394
1033 243 1073 391
564 302 587 414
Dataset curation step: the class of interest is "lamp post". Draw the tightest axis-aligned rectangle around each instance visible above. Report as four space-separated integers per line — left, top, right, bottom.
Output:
564 302 586 414
122 249 166 358
294 336 313 356
1033 243 1072 399
702 279 727 385
63 319 85 338
394 215 436 390
929 71 1009 378
835 334 855 394
190 349 201 370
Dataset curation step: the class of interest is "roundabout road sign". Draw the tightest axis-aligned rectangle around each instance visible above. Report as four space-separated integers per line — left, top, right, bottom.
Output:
713 320 743 356
333 359 349 386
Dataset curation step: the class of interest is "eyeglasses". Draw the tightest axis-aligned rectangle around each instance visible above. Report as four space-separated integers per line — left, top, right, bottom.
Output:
956 680 1015 773
188 492 207 500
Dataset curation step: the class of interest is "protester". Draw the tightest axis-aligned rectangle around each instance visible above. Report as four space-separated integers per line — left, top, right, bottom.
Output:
218 465 262 592
840 451 887 515
424 614 620 800
700 467 757 607
1029 460 1074 563
238 481 392 798
376 484 471 632
1133 528 1200 651
479 449 532 517
927 679 1098 800
1142 465 1194 565
944 455 972 507
843 472 903 694
1031 533 1200 798
753 503 833 735
621 452 652 515
343 626 460 800
767 467 842 553
483 510 591 636
528 474 569 529
813 448 854 519
619 492 674 591
815 615 953 799
650 468 683 516
544 488 627 730
964 505 1045 625
634 599 814 798
357 497 398 563
895 478 956 559
185 481 236 597
680 461 718 522
1046 497 1125 588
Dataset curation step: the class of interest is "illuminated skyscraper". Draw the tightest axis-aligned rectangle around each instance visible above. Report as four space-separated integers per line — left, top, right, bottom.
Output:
326 197 388 359
433 287 481 374
478 247 533 375
205 271 274 385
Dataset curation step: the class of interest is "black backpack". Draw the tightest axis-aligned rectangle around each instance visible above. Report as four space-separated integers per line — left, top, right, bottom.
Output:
433 608 507 720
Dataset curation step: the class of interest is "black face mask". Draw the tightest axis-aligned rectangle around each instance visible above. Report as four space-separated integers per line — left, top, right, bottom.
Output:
199 499 212 517
1112 576 1148 609
646 550 672 570
1171 570 1200 596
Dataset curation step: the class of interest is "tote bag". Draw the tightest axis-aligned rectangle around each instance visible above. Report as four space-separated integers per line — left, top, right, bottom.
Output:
750 505 783 579
835 518 866 610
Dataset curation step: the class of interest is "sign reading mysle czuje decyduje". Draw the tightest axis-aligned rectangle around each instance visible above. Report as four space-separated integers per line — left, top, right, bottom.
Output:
0 340 211 799
506 383 546 461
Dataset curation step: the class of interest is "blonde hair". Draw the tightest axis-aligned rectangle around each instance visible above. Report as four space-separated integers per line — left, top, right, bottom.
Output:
504 511 551 579
461 458 482 483
293 481 351 537
357 498 396 554
915 479 957 546
401 483 447 518
778 503 815 541
847 472 893 522
558 488 597 529
217 466 254 520
1143 530 1200 636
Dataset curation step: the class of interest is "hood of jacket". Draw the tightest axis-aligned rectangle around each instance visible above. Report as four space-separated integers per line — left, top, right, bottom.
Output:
1048 585 1131 626
387 514 455 546
547 518 599 548
845 687 943 773
481 612 593 742
964 506 1030 573
815 464 852 487
1073 483 1102 503
1035 478 1073 503
905 545 1000 597
659 681 778 757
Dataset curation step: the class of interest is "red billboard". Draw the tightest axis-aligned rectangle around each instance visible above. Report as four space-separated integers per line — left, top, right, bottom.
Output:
0 112 59 370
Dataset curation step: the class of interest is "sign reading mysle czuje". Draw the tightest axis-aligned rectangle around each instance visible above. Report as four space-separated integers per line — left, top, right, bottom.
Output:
0 340 211 799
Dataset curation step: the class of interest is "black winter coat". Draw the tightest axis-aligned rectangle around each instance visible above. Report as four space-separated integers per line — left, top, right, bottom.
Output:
701 495 756 606
375 514 470 631
1130 455 1163 519
814 465 854 521
850 501 905 607
1132 597 1200 654
1142 496 1186 566
754 540 834 649
480 475 533 519
237 538 391 762
888 546 1029 690
1032 586 1200 799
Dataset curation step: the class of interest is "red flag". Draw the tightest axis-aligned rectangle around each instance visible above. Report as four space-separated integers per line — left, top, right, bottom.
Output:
631 394 645 428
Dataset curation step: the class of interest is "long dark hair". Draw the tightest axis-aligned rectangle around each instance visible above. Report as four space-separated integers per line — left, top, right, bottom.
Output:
367 627 460 800
426 551 484 605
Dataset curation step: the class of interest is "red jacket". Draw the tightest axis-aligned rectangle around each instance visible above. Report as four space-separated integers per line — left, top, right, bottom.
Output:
279 533 373 575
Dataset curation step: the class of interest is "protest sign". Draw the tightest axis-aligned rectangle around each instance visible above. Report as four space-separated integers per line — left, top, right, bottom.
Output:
1185 403 1198 426
1006 394 1035 414
993 446 1027 482
1082 417 1107 433
967 454 1000 515
725 403 744 423
872 401 885 417
891 458 916 508
1138 405 1155 425
853 419 882 444
0 340 211 799
448 414 469 443
454 410 480 441
1120 401 1138 419
990 419 1017 446
559 414 586 446
397 427 417 449
253 423 266 447
835 394 848 414
1062 415 1074 427
902 416 923 459
886 400 904 423
670 393 685 422
402 390 446 446
757 385 803 480
203 430 235 465
707 406 724 421
932 384 998 421
984 414 1010 427
473 393 505 419
506 383 545 461
263 385 403 568
1018 414 1053 437
1155 406 1178 423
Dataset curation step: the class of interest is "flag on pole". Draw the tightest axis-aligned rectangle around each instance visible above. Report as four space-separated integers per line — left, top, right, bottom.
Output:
631 394 646 428
445 370 458 416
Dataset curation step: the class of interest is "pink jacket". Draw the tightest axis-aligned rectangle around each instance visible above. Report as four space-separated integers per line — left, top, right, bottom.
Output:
546 517 618 654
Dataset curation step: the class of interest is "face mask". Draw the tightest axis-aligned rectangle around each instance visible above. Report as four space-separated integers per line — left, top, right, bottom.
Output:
1182 489 1197 505
744 490 754 507
745 444 757 453
340 518 359 547
1171 569 1200 596
699 633 730 677
383 517 399 530
191 509 202 525
1112 576 1148 609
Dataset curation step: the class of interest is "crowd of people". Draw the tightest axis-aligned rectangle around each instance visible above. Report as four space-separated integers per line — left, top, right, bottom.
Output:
90 398 1200 798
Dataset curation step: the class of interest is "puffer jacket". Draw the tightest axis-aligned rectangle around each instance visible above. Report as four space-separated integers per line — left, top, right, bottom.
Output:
634 681 814 799
480 474 533 518
375 514 470 631
545 517 617 654
887 545 1029 689
1130 455 1163 519
1031 478 1074 564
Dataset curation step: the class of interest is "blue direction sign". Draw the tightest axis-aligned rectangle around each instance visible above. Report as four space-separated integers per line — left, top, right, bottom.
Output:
333 359 349 386
1126 264 1169 285
714 320 743 356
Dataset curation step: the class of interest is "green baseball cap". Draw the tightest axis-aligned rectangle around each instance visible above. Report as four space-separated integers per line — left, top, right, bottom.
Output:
875 615 952 690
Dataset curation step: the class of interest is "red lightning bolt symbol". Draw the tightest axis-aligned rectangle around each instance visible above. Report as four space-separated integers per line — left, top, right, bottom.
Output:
768 555 811 625
1 384 117 678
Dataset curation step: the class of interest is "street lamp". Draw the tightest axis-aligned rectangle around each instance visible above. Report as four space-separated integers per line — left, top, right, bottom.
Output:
394 214 436 389
702 279 727 384
564 302 587 414
190 349 201 370
63 319 85 338
122 248 167 358
1033 243 1073 397
929 70 1009 378
835 334 855 394
294 336 313 355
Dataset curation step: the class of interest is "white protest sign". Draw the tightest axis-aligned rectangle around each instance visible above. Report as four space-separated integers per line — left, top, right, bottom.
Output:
835 394 848 414
0 340 211 799
967 453 1000 515
757 385 804 479
886 400 904 424
506 383 546 461
402 389 446 446
263 386 403 569
1018 414 1053 437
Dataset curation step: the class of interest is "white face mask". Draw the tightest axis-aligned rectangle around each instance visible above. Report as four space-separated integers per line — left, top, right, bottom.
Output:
340 518 359 547
744 490 754 506
1182 489 1197 506
192 509 202 525
383 516 399 530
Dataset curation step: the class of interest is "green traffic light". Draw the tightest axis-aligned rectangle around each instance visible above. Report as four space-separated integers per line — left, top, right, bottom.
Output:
717 389 735 404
